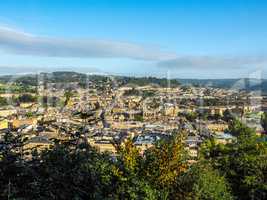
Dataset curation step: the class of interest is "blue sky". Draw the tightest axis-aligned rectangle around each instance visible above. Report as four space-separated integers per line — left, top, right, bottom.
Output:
0 0 266 78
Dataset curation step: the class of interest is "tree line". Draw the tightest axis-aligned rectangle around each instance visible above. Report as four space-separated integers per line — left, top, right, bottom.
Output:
0 120 266 200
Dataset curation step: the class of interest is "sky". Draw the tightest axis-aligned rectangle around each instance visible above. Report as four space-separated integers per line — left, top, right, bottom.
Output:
0 0 267 78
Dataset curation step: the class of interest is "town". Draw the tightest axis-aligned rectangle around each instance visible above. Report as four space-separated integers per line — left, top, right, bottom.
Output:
0 72 266 161
1 1 267 199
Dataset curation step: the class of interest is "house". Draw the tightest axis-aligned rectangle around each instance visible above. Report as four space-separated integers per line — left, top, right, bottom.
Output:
0 119 9 130
23 136 53 158
89 140 117 154
133 133 164 153
164 103 179 117
214 133 235 144
207 122 228 132
11 118 38 129
0 109 17 117
20 102 34 108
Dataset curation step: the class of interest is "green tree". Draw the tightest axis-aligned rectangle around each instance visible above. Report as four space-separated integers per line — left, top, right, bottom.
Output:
223 109 234 122
228 118 255 137
141 133 189 198
37 144 114 199
0 131 30 199
0 97 8 106
176 162 233 200
185 112 198 122
63 90 74 106
18 94 37 103
114 140 159 199
200 122 267 200
261 112 267 132
134 115 143 122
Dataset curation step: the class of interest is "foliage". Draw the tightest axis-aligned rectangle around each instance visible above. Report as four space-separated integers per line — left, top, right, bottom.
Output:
261 112 267 132
0 131 28 199
123 88 156 98
116 140 142 173
18 94 37 103
123 88 140 96
64 90 74 106
118 76 180 87
0 96 8 106
183 112 198 122
201 122 267 200
134 115 143 122
141 134 189 198
223 109 234 122
175 162 233 200
228 118 255 137
1 123 266 200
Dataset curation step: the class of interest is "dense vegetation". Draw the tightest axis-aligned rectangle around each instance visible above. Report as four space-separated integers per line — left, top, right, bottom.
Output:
261 112 267 132
0 94 37 107
201 121 267 200
0 120 266 200
123 88 156 97
1 71 266 93
0 72 181 89
0 96 9 106
117 76 180 87
0 84 36 94
0 72 266 94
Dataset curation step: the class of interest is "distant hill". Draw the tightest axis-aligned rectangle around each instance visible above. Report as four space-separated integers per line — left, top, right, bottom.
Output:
178 78 267 94
0 71 180 88
0 71 266 94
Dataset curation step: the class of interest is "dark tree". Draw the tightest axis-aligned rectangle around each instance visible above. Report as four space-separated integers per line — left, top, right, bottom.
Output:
261 112 267 132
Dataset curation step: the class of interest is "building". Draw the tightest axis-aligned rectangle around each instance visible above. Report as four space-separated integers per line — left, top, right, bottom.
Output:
12 118 38 129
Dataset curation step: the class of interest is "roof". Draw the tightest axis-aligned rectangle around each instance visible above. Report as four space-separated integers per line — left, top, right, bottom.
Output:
27 136 52 144
214 133 235 140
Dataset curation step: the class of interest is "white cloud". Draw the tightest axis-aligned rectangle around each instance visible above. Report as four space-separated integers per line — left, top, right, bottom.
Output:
0 26 175 60
157 55 267 69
